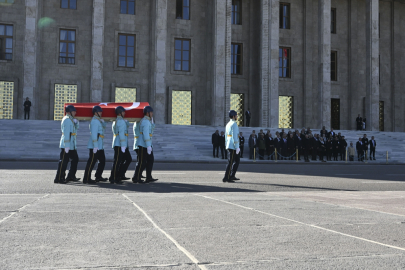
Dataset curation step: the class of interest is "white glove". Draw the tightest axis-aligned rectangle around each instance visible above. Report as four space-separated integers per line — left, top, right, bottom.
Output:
147 146 152 155
236 148 240 155
93 147 98 154
73 119 78 124
65 147 70 153
121 147 126 153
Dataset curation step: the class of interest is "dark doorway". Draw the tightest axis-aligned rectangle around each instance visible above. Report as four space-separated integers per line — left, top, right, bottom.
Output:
331 99 340 130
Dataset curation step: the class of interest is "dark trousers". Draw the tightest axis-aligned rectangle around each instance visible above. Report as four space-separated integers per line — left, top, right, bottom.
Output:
370 148 375 158
213 144 219 157
55 149 79 182
133 146 154 180
24 110 30 119
358 150 364 161
220 146 227 159
304 149 309 161
249 147 254 159
240 145 244 158
224 149 240 180
83 149 106 182
110 147 132 182
246 118 250 127
259 149 265 160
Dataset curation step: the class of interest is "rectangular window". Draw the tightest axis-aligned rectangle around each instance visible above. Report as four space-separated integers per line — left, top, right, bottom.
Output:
279 3 290 29
176 0 190 20
174 39 190 72
0 24 13 61
115 87 136 102
331 8 336 34
54 84 77 121
331 51 337 81
61 0 76 9
59 29 76 65
231 43 243 75
232 0 242 25
0 81 14 120
118 34 135 68
120 0 135 15
279 47 291 78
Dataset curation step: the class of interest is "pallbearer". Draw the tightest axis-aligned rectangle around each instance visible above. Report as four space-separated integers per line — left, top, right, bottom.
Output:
54 105 81 184
109 106 132 184
83 106 108 184
222 110 241 183
133 106 158 183
132 119 146 181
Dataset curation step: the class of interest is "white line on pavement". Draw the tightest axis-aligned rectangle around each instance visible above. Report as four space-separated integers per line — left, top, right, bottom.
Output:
122 194 207 270
335 174 362 176
362 181 405 184
152 173 186 175
0 194 49 225
195 194 405 252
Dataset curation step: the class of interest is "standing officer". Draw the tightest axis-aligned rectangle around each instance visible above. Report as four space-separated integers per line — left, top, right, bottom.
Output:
133 106 158 183
239 132 245 158
369 136 377 160
54 105 80 184
109 106 132 184
223 110 240 183
83 106 108 184
132 119 146 182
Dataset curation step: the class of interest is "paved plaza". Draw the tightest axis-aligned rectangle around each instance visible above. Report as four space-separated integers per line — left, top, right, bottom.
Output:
1 163 405 269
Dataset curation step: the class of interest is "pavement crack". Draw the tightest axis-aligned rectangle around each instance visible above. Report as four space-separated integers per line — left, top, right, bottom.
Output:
0 194 49 225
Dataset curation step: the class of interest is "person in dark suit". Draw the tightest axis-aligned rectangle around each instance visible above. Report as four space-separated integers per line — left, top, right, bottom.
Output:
356 114 363 130
274 134 281 160
319 137 326 162
248 133 257 159
239 132 245 158
295 131 302 160
266 132 275 160
356 138 364 161
362 134 369 160
303 135 310 162
332 137 340 161
329 128 336 138
24 97 32 120
287 134 295 160
245 109 251 127
212 130 219 158
369 136 376 160
280 134 288 160
219 131 227 159
339 136 347 161
326 138 332 161
258 133 266 160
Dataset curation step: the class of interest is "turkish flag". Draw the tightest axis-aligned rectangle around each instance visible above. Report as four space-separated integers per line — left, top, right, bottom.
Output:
65 102 150 122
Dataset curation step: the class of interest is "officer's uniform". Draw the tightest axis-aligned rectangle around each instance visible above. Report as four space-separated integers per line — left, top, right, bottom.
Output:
109 115 132 183
83 115 107 183
223 119 240 181
133 116 155 182
54 114 79 183
119 119 133 179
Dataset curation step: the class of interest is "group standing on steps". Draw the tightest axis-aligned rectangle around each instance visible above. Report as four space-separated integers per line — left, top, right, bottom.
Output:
54 105 242 184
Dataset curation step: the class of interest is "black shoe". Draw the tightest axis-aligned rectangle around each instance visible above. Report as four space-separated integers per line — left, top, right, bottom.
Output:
95 177 108 182
115 180 124 185
230 176 240 181
145 178 158 183
132 178 145 184
66 177 81 182
83 179 97 184
121 176 130 180
57 179 67 184
222 178 235 183
141 175 146 179
54 179 59 184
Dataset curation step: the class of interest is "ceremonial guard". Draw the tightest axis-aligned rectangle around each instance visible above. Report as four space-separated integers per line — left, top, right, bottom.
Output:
83 106 108 184
222 110 241 183
109 106 132 184
133 106 158 183
54 105 80 184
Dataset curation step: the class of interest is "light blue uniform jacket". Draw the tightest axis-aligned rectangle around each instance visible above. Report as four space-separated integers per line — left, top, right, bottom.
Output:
87 116 107 149
59 115 79 150
112 116 128 148
225 119 239 150
136 116 155 148
133 121 141 150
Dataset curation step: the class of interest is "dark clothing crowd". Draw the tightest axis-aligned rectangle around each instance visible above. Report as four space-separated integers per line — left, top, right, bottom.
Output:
211 127 378 162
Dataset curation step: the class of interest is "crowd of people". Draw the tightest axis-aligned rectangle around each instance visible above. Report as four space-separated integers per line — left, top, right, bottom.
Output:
212 127 378 162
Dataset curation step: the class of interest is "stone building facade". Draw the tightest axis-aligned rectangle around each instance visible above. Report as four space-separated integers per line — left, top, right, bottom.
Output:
0 0 403 131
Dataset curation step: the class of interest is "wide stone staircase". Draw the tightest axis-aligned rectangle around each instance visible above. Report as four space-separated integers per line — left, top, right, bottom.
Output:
0 119 403 163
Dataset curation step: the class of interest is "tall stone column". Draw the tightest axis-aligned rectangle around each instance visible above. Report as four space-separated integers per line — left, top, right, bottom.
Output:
365 0 379 131
317 0 331 129
260 0 279 128
23 0 39 119
91 0 105 102
151 0 167 124
212 0 231 126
